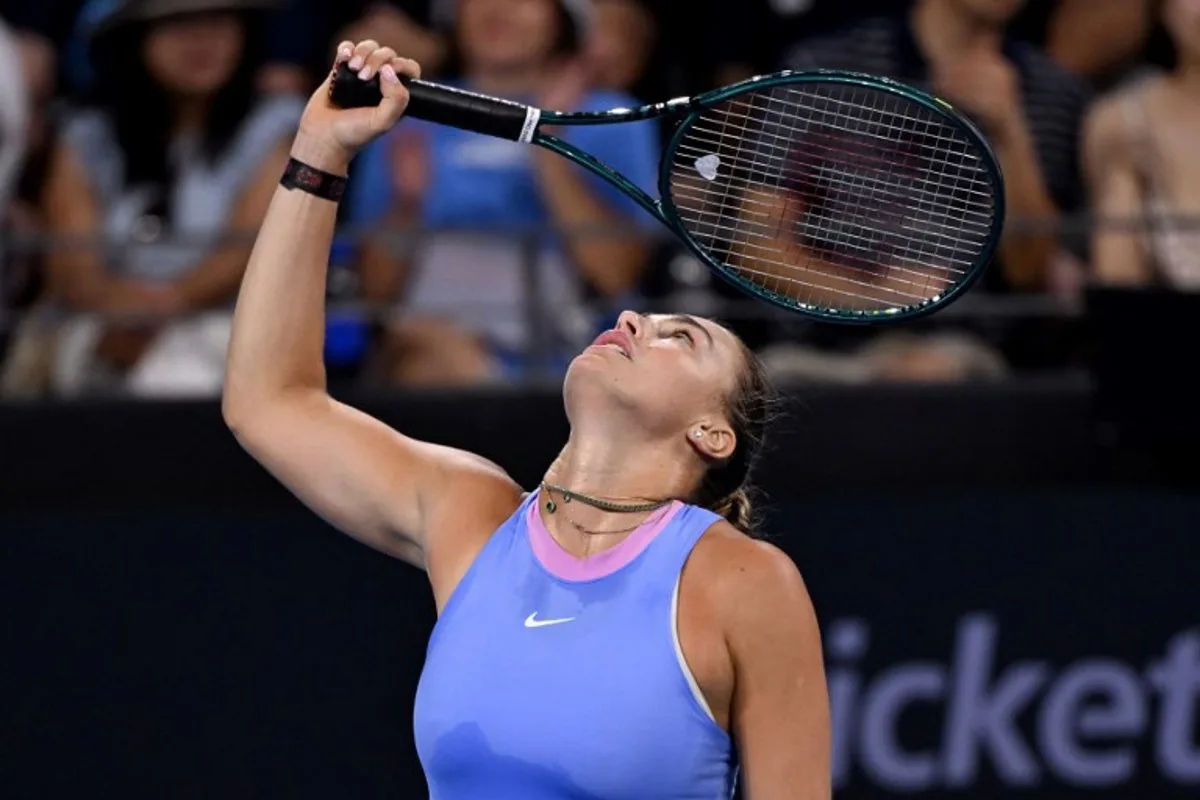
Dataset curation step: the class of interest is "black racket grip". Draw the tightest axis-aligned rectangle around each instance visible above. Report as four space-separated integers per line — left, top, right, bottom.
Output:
329 62 540 142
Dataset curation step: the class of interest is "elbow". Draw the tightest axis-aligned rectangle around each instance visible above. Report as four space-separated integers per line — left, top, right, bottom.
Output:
221 372 325 442
221 384 255 440
221 364 270 437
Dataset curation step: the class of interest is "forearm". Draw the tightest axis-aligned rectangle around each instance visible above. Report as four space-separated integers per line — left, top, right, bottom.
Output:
993 121 1060 290
1092 232 1151 285
534 155 648 297
173 245 255 310
47 250 126 311
225 137 347 413
359 203 417 303
50 263 106 310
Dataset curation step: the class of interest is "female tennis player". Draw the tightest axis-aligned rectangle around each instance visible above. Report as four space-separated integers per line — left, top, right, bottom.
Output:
224 40 830 799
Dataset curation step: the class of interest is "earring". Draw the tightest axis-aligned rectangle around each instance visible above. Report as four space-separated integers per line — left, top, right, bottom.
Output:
694 430 704 438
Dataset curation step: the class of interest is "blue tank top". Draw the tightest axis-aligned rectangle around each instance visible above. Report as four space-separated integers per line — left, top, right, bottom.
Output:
413 491 737 799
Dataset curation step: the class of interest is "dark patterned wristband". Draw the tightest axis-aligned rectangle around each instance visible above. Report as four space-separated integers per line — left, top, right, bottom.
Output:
280 157 348 203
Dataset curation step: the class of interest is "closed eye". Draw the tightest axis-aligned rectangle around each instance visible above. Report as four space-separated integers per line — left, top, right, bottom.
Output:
671 329 695 346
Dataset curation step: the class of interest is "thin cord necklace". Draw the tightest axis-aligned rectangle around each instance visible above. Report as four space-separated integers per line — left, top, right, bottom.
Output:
540 482 674 540
540 481 673 515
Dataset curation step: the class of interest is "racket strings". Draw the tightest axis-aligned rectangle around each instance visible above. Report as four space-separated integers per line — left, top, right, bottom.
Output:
684 106 994 205
667 81 997 313
693 89 984 289
675 131 992 237
670 176 973 276
724 89 983 304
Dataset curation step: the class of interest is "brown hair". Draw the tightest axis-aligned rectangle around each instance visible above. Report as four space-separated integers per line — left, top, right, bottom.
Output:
690 335 776 536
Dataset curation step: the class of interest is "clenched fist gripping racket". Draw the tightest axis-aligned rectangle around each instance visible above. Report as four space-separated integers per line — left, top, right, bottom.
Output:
331 62 1004 323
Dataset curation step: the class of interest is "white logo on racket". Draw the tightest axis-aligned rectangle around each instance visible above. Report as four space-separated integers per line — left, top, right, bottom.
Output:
694 154 721 181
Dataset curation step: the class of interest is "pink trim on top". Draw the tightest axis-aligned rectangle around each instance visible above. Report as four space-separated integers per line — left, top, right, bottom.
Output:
526 492 684 582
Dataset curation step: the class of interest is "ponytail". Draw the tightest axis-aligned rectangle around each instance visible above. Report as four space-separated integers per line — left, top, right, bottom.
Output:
693 334 775 538
708 487 756 535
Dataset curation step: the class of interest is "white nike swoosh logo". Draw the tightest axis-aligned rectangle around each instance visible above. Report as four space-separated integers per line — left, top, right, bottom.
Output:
524 612 576 628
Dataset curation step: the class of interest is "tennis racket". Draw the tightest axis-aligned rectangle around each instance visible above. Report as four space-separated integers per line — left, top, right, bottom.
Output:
330 63 1005 323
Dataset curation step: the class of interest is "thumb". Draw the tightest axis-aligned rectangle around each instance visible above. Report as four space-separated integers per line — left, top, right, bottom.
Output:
372 57 422 133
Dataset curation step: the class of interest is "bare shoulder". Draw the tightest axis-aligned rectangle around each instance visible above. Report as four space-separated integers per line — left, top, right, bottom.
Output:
687 523 817 637
417 441 525 532
1083 94 1129 151
1084 75 1164 152
415 441 525 605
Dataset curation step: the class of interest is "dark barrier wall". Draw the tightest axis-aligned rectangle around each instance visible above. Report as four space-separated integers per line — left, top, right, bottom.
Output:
3 381 1198 798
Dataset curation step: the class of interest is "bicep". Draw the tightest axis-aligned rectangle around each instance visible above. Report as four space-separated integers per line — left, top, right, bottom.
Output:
228 392 520 566
727 545 831 799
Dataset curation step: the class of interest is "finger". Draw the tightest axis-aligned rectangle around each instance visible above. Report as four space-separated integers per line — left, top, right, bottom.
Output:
392 56 421 81
360 46 397 80
334 40 354 65
381 56 420 87
347 39 379 72
374 64 412 130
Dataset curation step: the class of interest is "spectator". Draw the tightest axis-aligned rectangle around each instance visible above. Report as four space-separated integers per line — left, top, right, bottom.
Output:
701 0 895 88
587 0 656 99
0 1 71 96
260 0 444 93
1084 0 1200 290
39 0 302 396
781 0 1092 293
0 16 29 373
0 17 28 229
347 0 658 386
0 11 58 396
1010 0 1155 92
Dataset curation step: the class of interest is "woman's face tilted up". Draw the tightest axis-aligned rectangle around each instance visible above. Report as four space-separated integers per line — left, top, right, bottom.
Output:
564 311 747 460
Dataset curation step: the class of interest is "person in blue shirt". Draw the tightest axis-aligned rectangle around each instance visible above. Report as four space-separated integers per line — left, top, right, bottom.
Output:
344 0 659 385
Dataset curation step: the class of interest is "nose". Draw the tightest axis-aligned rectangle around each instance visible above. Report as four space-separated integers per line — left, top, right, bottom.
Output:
616 310 641 339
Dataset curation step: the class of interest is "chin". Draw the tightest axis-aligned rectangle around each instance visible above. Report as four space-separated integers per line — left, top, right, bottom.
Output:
563 351 632 415
564 348 613 383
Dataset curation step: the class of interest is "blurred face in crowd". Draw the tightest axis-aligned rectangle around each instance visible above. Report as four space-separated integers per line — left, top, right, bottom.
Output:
142 12 246 97
1164 0 1200 58
563 311 742 454
949 0 1028 26
588 0 655 92
458 0 564 72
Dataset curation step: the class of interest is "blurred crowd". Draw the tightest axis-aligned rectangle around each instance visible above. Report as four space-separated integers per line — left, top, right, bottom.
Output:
0 0 1197 397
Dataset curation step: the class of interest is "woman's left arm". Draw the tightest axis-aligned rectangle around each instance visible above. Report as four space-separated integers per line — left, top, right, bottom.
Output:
170 139 293 310
722 539 831 799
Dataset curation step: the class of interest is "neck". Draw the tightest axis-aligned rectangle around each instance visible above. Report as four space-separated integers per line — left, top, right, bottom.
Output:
539 429 694 557
465 63 546 97
911 0 1004 62
172 96 209 138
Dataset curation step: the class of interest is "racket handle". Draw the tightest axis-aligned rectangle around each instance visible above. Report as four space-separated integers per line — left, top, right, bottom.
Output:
329 62 541 142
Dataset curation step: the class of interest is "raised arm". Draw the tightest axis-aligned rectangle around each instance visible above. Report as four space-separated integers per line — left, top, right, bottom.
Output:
223 42 522 580
1082 96 1153 286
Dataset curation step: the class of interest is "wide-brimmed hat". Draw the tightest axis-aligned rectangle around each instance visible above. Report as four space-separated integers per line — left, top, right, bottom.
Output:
87 0 280 42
